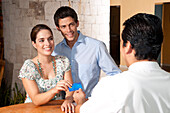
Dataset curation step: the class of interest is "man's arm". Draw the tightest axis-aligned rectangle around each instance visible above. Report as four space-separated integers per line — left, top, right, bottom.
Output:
75 105 81 113
97 42 121 75
73 89 87 113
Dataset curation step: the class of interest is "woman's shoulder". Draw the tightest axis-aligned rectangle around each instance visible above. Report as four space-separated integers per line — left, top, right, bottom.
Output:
19 59 37 80
24 59 33 63
54 55 69 61
22 59 35 68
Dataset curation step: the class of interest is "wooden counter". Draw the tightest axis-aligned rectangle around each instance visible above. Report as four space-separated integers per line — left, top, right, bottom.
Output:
0 100 64 113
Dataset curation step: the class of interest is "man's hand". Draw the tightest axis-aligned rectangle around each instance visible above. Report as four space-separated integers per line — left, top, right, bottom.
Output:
73 88 86 105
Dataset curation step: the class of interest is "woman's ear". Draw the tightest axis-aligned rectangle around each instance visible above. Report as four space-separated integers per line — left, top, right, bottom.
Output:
32 41 37 49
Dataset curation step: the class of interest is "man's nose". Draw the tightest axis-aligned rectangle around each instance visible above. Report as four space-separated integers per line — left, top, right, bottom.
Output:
66 26 71 32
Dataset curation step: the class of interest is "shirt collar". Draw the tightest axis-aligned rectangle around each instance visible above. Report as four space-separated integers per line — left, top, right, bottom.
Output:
61 30 85 46
128 61 161 72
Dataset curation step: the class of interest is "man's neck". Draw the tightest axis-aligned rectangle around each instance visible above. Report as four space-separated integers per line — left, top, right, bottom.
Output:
66 32 79 49
67 41 76 49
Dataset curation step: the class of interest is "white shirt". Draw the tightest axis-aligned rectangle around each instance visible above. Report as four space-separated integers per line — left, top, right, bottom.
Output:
80 61 170 113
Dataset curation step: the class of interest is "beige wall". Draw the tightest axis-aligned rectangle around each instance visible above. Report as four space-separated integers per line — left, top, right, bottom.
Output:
111 0 170 68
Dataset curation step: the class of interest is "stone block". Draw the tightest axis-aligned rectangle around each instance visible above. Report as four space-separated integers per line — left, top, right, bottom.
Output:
14 43 23 63
97 5 109 15
78 22 84 30
90 5 97 15
101 0 110 6
99 24 109 35
92 24 100 35
81 3 90 15
83 23 92 36
45 2 60 15
11 0 19 7
61 1 69 6
78 14 84 22
72 2 79 14
96 14 109 24
29 1 45 20
19 0 29 9
84 15 95 24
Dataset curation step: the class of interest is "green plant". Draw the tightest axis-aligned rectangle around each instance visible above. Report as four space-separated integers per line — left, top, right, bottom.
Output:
0 78 26 107
10 82 26 105
0 78 11 107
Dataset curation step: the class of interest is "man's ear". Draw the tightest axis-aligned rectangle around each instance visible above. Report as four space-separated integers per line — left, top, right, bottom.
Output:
76 20 79 27
32 41 37 49
125 41 132 54
56 26 60 31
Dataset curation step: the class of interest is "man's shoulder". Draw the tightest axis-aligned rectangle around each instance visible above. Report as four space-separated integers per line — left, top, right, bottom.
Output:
83 36 103 47
100 72 128 83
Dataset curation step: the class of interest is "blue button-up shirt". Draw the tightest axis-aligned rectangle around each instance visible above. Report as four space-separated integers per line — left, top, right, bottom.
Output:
52 31 121 98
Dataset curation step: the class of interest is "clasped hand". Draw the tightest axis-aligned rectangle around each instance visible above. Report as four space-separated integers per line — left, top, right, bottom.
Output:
53 80 74 113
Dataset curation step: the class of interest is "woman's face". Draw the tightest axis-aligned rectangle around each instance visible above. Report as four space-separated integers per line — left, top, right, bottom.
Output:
32 29 54 56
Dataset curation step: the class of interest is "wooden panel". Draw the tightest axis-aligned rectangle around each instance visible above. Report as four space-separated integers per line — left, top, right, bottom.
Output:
0 60 5 87
162 3 170 64
0 100 64 113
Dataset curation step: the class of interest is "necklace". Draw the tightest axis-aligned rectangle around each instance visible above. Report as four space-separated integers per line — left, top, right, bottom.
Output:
37 58 56 78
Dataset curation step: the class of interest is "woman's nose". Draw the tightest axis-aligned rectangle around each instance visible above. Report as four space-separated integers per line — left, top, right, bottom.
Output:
45 40 50 45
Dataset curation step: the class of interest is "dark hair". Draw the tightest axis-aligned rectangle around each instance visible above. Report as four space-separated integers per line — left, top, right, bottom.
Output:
54 6 78 27
31 24 53 43
122 13 163 60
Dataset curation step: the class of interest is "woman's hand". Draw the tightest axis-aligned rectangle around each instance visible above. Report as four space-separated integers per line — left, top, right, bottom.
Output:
53 80 72 94
61 99 75 113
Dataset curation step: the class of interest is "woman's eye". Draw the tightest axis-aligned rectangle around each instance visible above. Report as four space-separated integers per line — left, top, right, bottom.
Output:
39 39 44 42
49 37 53 40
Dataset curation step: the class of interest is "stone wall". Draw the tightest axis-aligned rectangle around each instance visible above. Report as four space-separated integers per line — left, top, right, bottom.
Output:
2 0 110 90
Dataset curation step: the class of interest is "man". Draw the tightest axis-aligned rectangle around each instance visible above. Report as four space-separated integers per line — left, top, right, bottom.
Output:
73 13 170 113
52 6 121 98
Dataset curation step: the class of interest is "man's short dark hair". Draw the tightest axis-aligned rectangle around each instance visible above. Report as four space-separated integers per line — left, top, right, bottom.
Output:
54 6 78 27
122 13 163 60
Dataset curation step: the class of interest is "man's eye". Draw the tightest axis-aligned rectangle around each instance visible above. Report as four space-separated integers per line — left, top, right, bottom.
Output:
70 23 75 26
60 26 66 29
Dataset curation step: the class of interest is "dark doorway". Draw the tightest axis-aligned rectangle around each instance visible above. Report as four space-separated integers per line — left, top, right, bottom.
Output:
155 4 162 65
110 6 120 66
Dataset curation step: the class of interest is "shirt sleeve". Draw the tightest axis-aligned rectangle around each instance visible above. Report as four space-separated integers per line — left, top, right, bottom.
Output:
80 75 127 113
18 60 36 80
80 77 113 113
97 41 121 76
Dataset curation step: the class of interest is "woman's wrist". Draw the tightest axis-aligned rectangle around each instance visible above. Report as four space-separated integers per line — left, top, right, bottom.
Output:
65 96 73 102
51 87 59 95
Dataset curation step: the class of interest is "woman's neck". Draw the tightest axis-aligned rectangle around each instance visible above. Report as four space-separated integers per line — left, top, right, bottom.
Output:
36 55 53 64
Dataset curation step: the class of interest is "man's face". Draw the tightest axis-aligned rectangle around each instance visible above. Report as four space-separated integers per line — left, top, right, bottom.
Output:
57 16 79 44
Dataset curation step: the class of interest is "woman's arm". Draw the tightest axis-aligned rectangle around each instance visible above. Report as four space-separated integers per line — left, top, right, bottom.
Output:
64 70 74 101
22 78 71 106
61 70 75 113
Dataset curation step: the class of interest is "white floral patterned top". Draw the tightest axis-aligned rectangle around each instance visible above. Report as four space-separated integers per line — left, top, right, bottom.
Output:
18 55 71 103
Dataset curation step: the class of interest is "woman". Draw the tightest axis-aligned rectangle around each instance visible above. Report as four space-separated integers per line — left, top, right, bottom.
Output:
18 24 74 113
